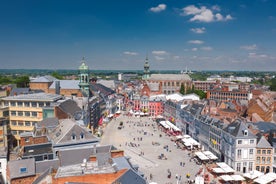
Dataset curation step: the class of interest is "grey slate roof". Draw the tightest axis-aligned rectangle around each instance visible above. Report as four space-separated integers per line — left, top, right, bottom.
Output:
36 117 59 130
149 74 191 81
3 92 63 102
35 159 59 173
49 119 99 146
113 169 147 184
147 82 160 91
257 136 272 148
23 143 53 157
9 88 30 96
59 147 93 167
254 122 276 133
223 119 256 138
31 75 57 83
57 99 82 117
8 158 36 180
49 80 80 89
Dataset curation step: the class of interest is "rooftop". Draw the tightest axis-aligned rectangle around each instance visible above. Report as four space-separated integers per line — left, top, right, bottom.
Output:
3 92 63 102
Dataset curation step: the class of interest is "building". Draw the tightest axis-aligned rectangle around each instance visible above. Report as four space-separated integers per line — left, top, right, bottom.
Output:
193 80 218 92
142 56 150 80
221 119 256 174
1 92 63 145
78 57 90 97
255 136 273 173
148 74 192 95
207 89 252 102
0 147 8 184
247 93 274 122
0 106 9 148
29 75 57 92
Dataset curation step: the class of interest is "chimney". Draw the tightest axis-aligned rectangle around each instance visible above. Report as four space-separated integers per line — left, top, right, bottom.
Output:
55 81 60 95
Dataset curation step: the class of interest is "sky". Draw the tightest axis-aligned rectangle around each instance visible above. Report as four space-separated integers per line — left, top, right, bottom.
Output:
0 0 276 71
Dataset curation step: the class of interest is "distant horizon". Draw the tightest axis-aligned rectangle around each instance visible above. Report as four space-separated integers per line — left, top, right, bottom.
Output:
0 1 275 71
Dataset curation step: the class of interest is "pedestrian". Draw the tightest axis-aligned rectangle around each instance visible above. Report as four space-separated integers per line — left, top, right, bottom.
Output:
180 162 182 166
150 173 153 180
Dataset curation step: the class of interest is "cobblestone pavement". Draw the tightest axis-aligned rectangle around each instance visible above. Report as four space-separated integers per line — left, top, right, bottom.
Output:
100 115 203 184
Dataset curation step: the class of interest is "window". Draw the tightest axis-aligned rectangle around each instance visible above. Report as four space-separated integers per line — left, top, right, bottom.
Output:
237 149 242 159
262 150 266 154
250 139 254 144
25 121 31 126
237 163 241 172
261 166 265 172
25 138 29 142
17 102 23 107
25 112 30 116
32 112 37 117
71 134 76 140
262 157 266 164
31 102 37 107
11 131 17 135
11 102 16 106
257 157 260 164
43 155 48 160
18 122 24 126
80 133 85 139
11 111 16 116
249 149 254 159
256 166 260 171
238 140 242 144
38 102 44 107
249 162 253 171
24 102 30 107
11 121 17 126
267 157 271 164
268 150 271 154
257 150 261 154
18 111 23 116
20 167 27 173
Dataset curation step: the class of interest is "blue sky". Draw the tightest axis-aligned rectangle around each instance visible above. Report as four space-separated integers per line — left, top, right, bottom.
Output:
0 0 275 71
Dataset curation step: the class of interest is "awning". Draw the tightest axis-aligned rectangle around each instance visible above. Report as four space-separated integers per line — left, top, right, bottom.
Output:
216 162 235 173
254 173 276 184
231 174 245 181
195 151 209 161
243 170 264 179
212 168 225 174
108 114 114 118
203 151 218 160
220 175 233 181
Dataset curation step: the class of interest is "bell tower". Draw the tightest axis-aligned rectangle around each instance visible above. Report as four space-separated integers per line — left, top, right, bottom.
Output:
143 56 150 80
78 57 90 96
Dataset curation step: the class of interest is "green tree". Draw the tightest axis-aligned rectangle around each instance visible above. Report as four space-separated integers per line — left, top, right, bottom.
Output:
180 83 185 95
51 71 63 80
270 78 276 91
15 75 30 87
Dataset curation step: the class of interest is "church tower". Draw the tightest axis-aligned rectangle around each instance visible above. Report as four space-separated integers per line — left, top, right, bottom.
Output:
78 57 90 96
143 56 150 80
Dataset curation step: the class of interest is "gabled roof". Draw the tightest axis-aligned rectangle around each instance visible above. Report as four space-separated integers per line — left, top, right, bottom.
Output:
223 119 256 138
49 80 80 89
89 83 115 97
257 136 272 148
57 99 82 118
31 75 57 83
9 88 30 96
8 158 36 180
113 169 146 184
49 119 99 146
36 117 59 130
149 74 191 81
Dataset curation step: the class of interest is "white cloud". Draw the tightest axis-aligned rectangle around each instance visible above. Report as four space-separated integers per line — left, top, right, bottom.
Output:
123 51 138 56
201 46 213 51
154 56 165 61
150 4 166 13
248 52 268 59
181 5 233 22
152 50 168 55
191 48 198 51
173 55 180 59
240 44 258 50
188 40 204 44
190 27 206 34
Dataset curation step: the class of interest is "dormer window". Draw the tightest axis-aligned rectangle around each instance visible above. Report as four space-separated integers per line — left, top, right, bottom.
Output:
80 133 85 139
243 130 248 136
71 134 76 140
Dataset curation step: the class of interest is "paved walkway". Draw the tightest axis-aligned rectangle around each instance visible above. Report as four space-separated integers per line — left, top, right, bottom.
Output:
100 114 203 184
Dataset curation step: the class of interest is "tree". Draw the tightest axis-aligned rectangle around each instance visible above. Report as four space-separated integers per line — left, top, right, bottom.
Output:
180 84 185 95
15 75 30 87
270 78 276 91
51 71 63 80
